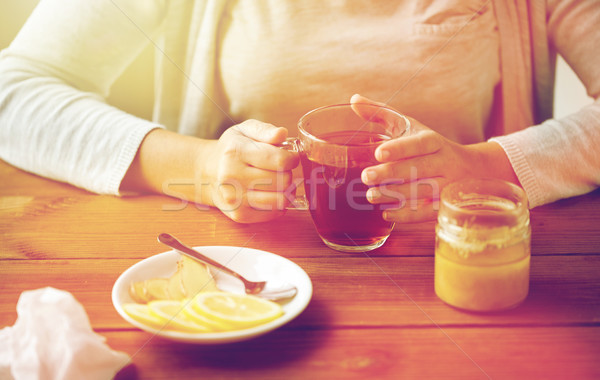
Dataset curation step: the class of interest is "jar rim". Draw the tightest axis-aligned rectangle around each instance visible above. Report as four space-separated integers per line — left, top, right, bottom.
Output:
439 178 529 228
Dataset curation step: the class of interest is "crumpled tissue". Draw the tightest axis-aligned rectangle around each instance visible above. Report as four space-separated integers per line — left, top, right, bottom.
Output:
0 287 130 380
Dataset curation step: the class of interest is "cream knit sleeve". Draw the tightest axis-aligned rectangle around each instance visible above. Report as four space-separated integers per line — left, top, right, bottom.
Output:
0 0 167 195
490 0 600 208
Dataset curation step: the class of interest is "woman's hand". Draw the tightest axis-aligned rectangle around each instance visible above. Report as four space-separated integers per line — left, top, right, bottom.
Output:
351 94 520 223
204 120 299 223
121 121 299 224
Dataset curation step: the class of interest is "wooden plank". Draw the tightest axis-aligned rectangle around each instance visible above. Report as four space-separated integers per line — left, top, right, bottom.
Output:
2 256 599 329
0 193 437 259
2 192 600 261
104 326 600 379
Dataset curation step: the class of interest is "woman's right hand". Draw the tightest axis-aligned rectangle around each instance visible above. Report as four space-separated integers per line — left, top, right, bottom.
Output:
122 121 299 224
201 120 299 223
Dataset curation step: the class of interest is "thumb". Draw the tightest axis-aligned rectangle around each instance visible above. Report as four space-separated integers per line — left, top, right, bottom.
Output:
233 120 288 145
350 94 411 138
350 94 393 124
350 93 387 107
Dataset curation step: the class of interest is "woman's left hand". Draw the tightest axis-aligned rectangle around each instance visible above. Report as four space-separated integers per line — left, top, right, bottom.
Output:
352 94 520 223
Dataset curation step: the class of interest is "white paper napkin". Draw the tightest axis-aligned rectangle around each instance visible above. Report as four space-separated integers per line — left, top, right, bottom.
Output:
0 287 130 380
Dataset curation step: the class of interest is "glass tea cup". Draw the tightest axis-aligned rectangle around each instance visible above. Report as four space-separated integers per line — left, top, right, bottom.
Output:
282 103 411 252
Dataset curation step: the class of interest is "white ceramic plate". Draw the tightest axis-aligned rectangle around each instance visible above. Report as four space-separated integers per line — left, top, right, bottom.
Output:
112 246 312 344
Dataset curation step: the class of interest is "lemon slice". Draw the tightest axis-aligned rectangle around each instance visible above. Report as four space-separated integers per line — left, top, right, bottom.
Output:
181 300 233 331
147 300 210 333
123 303 164 329
193 292 283 329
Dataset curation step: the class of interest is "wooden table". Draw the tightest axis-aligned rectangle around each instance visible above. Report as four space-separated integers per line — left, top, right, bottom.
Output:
1 159 599 379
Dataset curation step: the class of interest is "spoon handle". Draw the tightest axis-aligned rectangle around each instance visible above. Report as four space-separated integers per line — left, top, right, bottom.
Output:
158 233 246 283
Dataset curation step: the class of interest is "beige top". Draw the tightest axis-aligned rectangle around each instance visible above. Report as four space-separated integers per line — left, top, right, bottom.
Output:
216 0 499 144
0 0 599 208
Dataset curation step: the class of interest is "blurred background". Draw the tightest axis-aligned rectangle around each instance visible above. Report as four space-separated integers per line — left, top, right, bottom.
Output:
0 0 593 122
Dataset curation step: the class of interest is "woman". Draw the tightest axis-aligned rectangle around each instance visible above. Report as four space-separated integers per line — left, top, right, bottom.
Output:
1 0 598 223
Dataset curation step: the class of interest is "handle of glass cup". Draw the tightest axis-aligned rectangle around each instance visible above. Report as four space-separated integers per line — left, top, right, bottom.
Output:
279 138 309 210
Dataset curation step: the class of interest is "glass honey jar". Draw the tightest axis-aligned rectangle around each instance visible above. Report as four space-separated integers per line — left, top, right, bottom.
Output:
434 178 531 312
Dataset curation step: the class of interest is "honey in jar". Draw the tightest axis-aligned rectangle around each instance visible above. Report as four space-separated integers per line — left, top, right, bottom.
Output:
434 178 531 312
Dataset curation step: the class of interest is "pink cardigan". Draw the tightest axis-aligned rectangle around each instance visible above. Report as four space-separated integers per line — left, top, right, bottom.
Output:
490 0 600 207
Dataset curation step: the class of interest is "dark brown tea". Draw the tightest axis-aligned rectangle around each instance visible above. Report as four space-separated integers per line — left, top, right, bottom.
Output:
300 130 394 248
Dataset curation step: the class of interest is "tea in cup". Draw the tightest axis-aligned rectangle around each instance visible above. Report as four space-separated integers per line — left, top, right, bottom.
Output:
283 103 411 252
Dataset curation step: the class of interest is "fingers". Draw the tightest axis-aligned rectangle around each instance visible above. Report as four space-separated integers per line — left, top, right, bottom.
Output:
232 119 288 144
214 152 296 223
374 129 441 162
364 176 443 224
350 95 437 163
215 187 294 224
237 139 299 171
366 177 446 204
213 121 301 223
215 160 295 205
362 152 445 187
350 94 439 163
224 121 299 171
237 167 294 192
349 97 442 224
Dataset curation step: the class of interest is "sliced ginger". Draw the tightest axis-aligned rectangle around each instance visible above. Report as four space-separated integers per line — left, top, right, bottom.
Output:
129 255 219 303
